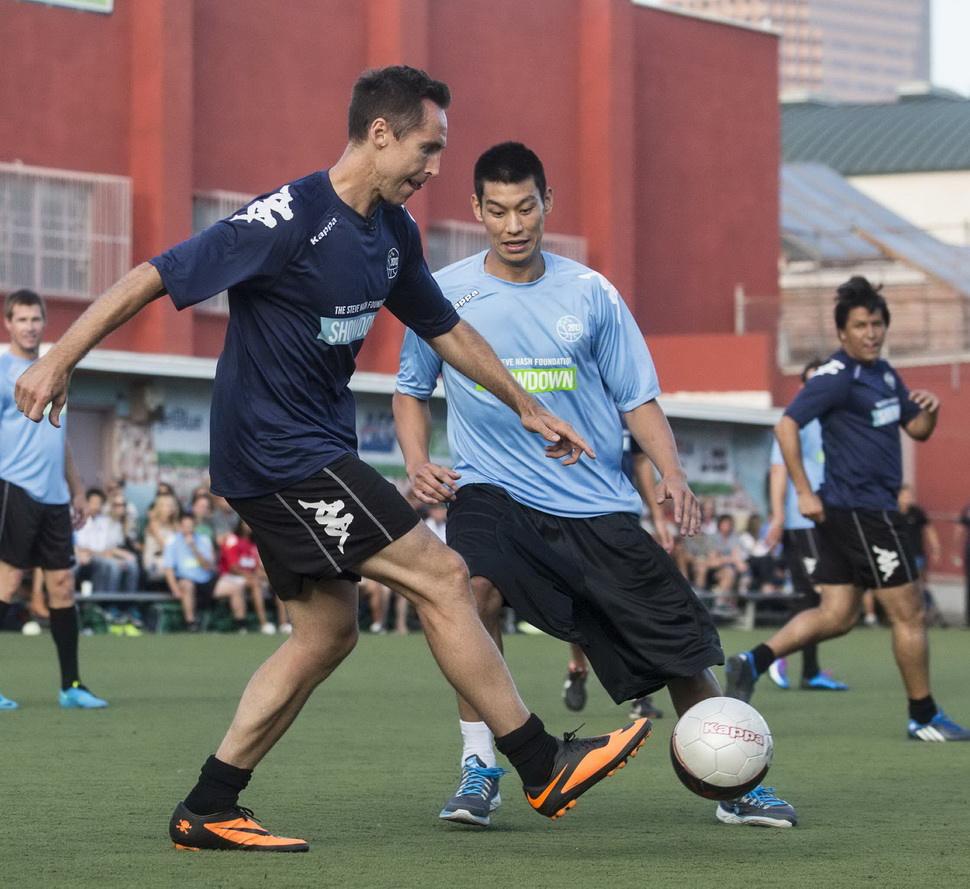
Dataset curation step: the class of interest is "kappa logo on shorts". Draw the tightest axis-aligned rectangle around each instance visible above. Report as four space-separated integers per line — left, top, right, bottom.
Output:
801 556 817 577
872 545 900 582
298 498 354 553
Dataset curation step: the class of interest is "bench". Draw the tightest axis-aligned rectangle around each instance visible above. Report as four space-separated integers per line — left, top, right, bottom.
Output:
77 591 184 634
734 590 798 631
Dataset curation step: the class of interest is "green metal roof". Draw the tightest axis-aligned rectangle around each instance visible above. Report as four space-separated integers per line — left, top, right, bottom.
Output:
782 96 970 176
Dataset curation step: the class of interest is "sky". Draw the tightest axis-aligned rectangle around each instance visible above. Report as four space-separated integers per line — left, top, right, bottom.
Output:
931 0 970 95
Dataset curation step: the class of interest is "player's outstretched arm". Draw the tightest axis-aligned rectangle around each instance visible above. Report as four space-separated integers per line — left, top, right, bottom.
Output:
426 319 596 465
625 399 699 537
775 416 824 523
391 391 460 504
16 262 166 425
765 463 788 548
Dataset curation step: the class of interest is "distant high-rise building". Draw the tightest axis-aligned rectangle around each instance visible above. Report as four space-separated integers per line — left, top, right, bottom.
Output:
658 1 930 102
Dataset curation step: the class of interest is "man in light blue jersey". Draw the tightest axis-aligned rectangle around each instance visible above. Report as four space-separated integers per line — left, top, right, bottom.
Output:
1 290 107 710
395 142 797 828
763 360 848 693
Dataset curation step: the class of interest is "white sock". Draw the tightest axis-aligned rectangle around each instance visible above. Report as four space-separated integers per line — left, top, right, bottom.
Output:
459 720 496 768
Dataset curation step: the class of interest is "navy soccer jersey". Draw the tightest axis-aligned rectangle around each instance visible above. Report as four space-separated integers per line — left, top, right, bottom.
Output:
784 349 920 511
150 171 459 498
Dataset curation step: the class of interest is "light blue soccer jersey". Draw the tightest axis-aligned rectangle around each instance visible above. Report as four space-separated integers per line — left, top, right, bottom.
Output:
0 351 69 504
397 251 660 517
769 418 824 531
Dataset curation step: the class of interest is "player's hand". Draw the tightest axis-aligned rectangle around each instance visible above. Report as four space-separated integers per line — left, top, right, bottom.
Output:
70 493 88 530
520 405 596 466
656 471 700 537
909 389 940 413
764 517 784 549
798 491 825 523
15 354 71 426
409 461 461 505
651 517 675 553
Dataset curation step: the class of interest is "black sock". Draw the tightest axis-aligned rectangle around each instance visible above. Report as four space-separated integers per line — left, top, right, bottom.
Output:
750 643 776 676
49 606 80 690
0 601 9 628
801 644 820 680
494 714 559 788
908 696 937 725
184 755 253 815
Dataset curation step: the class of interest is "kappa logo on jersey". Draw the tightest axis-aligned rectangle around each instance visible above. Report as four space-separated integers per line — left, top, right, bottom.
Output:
813 358 845 377
386 248 400 280
872 545 900 582
801 556 817 577
231 185 295 230
310 217 338 245
298 498 354 553
556 315 584 343
453 289 480 310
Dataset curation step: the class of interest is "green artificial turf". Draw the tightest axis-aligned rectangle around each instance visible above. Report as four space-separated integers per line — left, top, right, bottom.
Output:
1 627 968 889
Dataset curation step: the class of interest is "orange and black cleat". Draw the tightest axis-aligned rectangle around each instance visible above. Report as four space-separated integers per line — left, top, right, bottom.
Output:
169 801 309 852
524 718 652 819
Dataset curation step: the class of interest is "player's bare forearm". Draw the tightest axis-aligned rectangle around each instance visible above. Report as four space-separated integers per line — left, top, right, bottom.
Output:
391 391 434 474
392 391 461 503
427 320 530 415
625 400 699 535
769 464 787 526
16 262 166 424
775 416 811 495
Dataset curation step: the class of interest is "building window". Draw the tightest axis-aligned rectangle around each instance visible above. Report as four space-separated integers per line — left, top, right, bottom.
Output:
0 162 131 299
426 220 587 272
191 190 255 313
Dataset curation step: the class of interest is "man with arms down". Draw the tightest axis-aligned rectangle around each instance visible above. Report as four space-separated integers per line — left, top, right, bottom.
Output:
15 69 650 852
395 142 797 828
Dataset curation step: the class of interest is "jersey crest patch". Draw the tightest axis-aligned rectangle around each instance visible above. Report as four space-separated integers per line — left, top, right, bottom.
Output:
231 185 295 230
556 315 583 343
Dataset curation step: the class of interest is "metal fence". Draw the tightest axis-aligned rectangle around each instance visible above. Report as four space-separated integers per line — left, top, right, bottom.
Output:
192 189 255 313
0 161 131 299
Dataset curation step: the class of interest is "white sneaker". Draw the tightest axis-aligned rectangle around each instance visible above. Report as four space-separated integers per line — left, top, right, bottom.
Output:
280 623 293 635
21 620 42 636
260 622 277 635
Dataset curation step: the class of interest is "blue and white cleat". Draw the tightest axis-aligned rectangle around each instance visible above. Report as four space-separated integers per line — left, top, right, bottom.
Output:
724 653 759 703
716 785 797 828
439 755 505 827
0 691 19 711
801 671 848 691
767 658 789 690
59 682 108 709
907 711 970 742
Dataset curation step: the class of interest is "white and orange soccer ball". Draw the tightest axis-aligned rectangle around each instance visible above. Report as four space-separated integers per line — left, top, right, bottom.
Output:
669 696 773 800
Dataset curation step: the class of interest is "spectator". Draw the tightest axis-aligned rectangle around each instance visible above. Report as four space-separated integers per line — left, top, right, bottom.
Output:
706 514 748 611
163 513 217 632
216 520 274 634
210 495 238 547
141 493 180 591
74 487 139 595
190 492 216 547
739 514 783 593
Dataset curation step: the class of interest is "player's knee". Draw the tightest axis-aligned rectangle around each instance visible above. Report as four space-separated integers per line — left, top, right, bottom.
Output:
45 573 74 607
469 575 502 620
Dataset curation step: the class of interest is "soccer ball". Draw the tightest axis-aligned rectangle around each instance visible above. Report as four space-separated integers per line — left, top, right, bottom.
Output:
669 696 773 800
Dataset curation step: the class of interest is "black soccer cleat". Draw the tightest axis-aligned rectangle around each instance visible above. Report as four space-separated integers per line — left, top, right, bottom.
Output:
169 801 309 852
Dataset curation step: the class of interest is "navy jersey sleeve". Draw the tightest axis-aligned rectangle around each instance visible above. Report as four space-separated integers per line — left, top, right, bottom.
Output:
892 369 922 425
785 361 851 426
383 214 459 338
150 184 304 309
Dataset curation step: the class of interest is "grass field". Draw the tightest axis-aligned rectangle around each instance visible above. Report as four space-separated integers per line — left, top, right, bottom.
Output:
2 626 968 889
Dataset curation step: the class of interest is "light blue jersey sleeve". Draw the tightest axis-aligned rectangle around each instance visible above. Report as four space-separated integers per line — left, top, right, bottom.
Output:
588 274 661 412
772 419 824 530
397 328 444 399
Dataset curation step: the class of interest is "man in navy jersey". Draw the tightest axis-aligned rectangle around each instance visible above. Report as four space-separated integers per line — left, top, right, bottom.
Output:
396 142 796 828
15 68 650 852
726 277 969 742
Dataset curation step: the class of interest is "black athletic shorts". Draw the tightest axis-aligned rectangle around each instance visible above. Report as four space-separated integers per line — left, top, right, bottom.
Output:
447 484 724 703
813 506 918 590
0 478 75 571
782 527 821 601
228 455 420 600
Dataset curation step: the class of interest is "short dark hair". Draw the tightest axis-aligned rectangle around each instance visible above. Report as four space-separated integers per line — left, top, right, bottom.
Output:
85 487 106 501
474 142 547 202
834 276 890 330
347 65 450 143
4 288 46 321
800 357 824 383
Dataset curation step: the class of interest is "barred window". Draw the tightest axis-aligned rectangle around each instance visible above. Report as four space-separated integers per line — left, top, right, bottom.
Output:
191 190 254 313
426 220 587 272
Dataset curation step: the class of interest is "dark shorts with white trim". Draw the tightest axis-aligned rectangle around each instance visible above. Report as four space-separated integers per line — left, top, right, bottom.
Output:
813 505 918 590
0 478 75 571
228 455 420 600
446 484 724 704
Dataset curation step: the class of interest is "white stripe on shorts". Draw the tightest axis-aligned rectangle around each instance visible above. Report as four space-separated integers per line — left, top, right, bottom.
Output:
322 466 394 543
850 509 883 589
882 510 914 585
